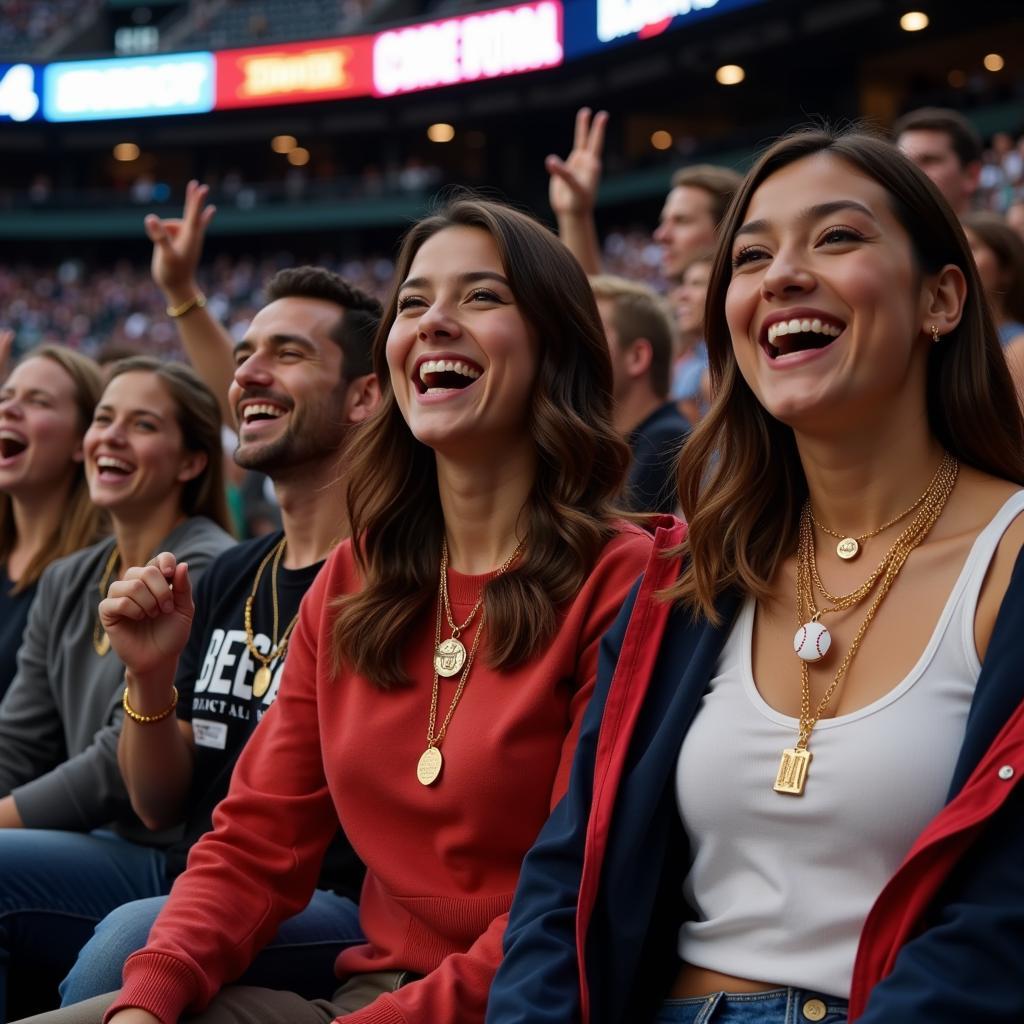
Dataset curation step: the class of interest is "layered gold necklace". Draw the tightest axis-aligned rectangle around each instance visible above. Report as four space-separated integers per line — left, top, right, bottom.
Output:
244 537 301 699
776 452 959 795
417 536 523 787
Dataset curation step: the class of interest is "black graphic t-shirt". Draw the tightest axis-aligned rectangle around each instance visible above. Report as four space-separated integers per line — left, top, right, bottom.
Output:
168 532 364 899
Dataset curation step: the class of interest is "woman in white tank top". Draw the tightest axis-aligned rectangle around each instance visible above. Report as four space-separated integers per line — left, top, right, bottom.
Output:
488 127 1024 1024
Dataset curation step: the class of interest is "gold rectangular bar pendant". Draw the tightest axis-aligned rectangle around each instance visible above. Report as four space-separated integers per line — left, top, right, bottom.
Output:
774 747 812 795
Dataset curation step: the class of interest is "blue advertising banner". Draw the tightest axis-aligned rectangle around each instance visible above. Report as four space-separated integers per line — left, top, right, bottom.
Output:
42 52 216 122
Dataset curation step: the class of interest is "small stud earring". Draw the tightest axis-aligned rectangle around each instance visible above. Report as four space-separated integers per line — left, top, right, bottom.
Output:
931 324 941 344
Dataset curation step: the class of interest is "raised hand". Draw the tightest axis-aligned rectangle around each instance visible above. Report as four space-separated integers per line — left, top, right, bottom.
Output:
144 179 216 304
99 552 194 682
546 107 609 220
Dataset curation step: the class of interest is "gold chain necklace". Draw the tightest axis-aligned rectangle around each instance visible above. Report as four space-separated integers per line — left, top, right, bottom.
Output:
92 546 121 656
776 456 958 795
418 537 524 786
808 454 952 560
244 537 301 699
432 536 523 679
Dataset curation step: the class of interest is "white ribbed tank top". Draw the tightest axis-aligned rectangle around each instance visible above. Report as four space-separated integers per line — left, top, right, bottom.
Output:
675 490 1024 998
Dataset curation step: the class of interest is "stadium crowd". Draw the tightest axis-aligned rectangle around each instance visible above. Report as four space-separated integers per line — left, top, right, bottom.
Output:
2 94 1024 1024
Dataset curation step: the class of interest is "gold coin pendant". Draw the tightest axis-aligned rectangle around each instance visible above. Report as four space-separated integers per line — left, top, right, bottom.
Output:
836 537 860 560
252 666 272 699
417 746 443 786
433 637 466 678
95 632 111 656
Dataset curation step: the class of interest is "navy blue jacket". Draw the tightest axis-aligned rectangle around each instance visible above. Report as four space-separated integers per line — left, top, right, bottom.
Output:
487 521 1024 1024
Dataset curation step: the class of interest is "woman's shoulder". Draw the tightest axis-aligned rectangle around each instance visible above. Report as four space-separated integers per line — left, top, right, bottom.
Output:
38 535 115 590
169 515 236 557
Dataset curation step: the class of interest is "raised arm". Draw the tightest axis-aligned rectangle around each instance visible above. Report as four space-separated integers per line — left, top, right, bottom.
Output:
546 107 608 277
146 180 235 425
105 552 197 831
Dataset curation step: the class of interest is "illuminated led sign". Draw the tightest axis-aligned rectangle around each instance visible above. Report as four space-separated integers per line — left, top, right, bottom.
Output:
42 52 215 121
597 0 720 42
372 0 563 98
0 63 42 122
216 36 374 108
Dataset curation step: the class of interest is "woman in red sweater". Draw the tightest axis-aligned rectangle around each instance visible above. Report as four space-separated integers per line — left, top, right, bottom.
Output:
41 197 652 1024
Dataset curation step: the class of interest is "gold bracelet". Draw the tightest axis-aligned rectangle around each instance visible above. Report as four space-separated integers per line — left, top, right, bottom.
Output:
122 685 178 724
166 293 206 318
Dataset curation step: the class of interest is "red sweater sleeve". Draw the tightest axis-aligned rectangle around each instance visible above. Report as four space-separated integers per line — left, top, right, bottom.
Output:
106 560 341 1024
335 529 651 1024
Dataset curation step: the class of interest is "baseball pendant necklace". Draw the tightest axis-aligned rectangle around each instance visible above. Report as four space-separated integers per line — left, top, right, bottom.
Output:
777 455 958 795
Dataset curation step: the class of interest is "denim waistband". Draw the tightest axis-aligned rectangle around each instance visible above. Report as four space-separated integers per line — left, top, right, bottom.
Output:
654 987 848 1024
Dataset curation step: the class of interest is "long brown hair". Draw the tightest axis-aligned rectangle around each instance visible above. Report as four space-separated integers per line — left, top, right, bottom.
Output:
0 346 107 592
333 196 630 687
105 357 232 533
668 126 1024 621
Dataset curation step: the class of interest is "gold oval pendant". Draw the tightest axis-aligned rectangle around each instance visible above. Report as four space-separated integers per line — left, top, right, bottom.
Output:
417 746 443 786
433 637 466 678
836 537 860 560
252 665 272 699
94 632 111 657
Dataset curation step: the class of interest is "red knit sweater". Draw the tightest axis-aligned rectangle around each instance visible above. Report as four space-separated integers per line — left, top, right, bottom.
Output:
108 525 652 1024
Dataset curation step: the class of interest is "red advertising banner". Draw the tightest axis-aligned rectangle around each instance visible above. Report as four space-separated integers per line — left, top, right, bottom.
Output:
215 36 374 109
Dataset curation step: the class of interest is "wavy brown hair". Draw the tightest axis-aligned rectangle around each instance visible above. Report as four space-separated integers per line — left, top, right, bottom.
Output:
0 346 107 592
333 196 630 687
667 126 1024 621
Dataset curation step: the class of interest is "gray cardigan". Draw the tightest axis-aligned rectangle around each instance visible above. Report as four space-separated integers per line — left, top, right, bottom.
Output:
0 516 234 839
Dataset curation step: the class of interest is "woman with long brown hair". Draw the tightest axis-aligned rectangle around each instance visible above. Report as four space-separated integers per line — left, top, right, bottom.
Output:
0 357 234 1021
489 126 1024 1024
39 196 651 1024
0 345 105 699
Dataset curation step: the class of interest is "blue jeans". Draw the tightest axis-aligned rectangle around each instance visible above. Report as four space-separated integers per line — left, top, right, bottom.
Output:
60 888 363 1006
654 989 848 1023
0 829 168 1023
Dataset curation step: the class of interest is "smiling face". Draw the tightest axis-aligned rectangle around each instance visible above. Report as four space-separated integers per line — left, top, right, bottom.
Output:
653 186 718 279
386 225 539 455
725 152 933 433
229 296 355 474
84 370 205 515
0 356 85 500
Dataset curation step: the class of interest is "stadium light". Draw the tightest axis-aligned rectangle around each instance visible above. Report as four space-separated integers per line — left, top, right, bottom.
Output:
271 134 297 153
287 147 310 166
427 122 455 143
651 130 673 151
715 64 745 86
113 142 140 161
899 11 929 32
983 53 1005 72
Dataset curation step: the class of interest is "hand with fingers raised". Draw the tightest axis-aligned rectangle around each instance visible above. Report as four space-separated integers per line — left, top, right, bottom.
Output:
144 179 216 310
99 551 195 683
546 106 608 221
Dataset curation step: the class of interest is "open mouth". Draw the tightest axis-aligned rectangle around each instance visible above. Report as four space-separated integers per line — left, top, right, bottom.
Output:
762 316 845 360
96 455 135 480
415 358 483 396
240 402 289 425
0 431 27 461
